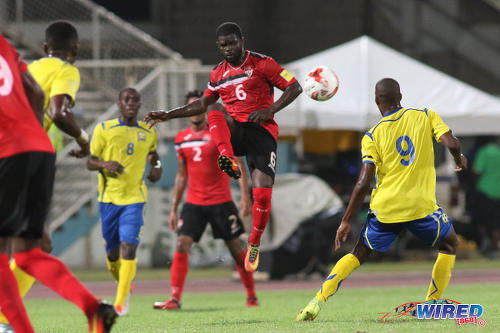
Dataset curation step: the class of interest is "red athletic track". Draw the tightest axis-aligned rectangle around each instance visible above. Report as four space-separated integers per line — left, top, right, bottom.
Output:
24 269 500 299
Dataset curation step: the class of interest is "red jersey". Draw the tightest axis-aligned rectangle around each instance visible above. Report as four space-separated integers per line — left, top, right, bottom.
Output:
204 50 297 140
175 124 232 205
0 35 54 159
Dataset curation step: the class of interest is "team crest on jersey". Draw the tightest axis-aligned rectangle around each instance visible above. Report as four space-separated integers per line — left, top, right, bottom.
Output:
137 132 146 142
244 67 253 77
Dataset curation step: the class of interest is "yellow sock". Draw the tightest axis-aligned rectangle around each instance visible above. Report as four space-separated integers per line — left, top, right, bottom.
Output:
114 258 137 308
106 257 121 282
315 253 360 302
425 252 455 301
0 261 37 324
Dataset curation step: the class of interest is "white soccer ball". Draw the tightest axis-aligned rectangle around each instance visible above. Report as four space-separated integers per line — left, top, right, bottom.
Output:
303 66 339 101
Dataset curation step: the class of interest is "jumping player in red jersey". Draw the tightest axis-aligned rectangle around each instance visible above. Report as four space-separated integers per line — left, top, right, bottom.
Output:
153 90 258 310
0 35 117 333
145 22 302 272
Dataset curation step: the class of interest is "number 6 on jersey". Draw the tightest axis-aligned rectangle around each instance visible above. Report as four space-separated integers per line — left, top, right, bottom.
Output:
235 84 247 100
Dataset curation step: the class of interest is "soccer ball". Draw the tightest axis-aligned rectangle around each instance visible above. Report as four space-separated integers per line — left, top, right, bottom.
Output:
303 66 339 101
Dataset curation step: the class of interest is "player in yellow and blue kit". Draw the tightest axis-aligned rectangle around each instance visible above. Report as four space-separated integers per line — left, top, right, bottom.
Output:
297 78 468 321
87 88 162 316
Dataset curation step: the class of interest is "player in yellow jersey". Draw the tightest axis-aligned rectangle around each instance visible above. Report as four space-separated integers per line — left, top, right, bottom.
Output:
87 88 162 316
28 20 89 156
0 21 98 331
297 78 468 321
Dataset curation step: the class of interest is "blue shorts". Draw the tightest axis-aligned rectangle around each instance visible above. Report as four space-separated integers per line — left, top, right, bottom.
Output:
361 208 453 252
99 202 145 253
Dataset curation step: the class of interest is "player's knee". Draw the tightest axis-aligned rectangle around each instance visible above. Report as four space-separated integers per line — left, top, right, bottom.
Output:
252 172 274 188
351 240 371 264
40 234 53 253
176 237 192 253
225 239 243 257
208 109 223 116
120 242 137 260
439 234 458 255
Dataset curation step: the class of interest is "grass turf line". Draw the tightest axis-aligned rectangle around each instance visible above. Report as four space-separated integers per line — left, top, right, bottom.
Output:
25 283 499 332
69 258 499 282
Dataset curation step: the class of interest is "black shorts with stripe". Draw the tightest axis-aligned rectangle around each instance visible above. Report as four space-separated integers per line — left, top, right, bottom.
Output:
178 201 244 242
230 120 277 180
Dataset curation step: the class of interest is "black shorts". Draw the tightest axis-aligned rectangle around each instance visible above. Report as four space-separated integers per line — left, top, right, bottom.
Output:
178 201 244 242
0 151 55 238
229 121 277 180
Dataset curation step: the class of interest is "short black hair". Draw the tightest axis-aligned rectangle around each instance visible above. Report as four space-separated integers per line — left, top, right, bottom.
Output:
216 22 242 39
375 78 401 105
185 90 203 104
119 87 139 100
45 20 78 51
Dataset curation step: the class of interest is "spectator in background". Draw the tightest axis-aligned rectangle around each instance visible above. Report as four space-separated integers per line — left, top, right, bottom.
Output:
472 136 500 254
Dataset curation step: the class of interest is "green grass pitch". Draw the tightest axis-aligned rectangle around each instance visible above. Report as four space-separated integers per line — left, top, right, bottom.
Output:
25 282 499 332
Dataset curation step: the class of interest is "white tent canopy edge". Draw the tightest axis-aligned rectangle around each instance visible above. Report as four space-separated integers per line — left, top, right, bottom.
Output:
275 36 500 136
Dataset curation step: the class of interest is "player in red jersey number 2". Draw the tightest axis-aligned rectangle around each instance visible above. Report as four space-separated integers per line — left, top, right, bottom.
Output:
153 90 258 310
145 22 302 272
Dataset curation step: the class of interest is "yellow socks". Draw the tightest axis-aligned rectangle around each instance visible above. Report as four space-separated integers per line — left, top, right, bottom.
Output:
114 258 137 308
106 257 121 282
315 253 360 302
0 261 37 324
425 252 455 301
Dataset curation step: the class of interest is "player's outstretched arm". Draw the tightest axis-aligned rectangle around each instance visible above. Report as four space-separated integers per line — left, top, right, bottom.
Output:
236 157 252 217
21 71 45 124
439 131 467 172
87 155 124 175
336 163 376 250
146 151 162 183
168 159 188 231
248 81 302 123
145 95 217 127
49 94 90 158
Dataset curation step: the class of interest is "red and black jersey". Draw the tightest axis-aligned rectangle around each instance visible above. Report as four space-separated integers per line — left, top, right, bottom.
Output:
0 35 54 159
204 50 297 140
175 124 232 205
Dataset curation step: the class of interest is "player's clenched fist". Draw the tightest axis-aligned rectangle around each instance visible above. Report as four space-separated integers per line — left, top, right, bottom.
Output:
103 161 124 175
145 111 169 127
248 108 274 123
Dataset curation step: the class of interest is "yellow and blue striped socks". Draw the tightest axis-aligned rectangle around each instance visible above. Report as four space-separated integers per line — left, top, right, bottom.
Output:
425 252 455 301
315 253 360 303
106 257 121 282
114 258 136 308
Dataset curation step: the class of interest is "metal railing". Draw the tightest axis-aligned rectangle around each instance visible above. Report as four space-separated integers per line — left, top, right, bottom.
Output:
0 0 181 60
49 60 213 231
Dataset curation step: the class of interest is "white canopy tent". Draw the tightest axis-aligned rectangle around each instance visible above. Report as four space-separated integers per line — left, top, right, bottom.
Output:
276 36 500 135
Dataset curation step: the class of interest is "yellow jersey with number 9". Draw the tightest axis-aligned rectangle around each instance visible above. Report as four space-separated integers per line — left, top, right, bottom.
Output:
361 107 450 223
90 118 158 205
28 57 80 132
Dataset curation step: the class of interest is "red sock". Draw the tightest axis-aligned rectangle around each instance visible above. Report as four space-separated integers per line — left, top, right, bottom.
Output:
0 254 34 333
170 252 189 301
13 248 99 318
208 110 234 157
248 187 273 245
234 251 256 298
